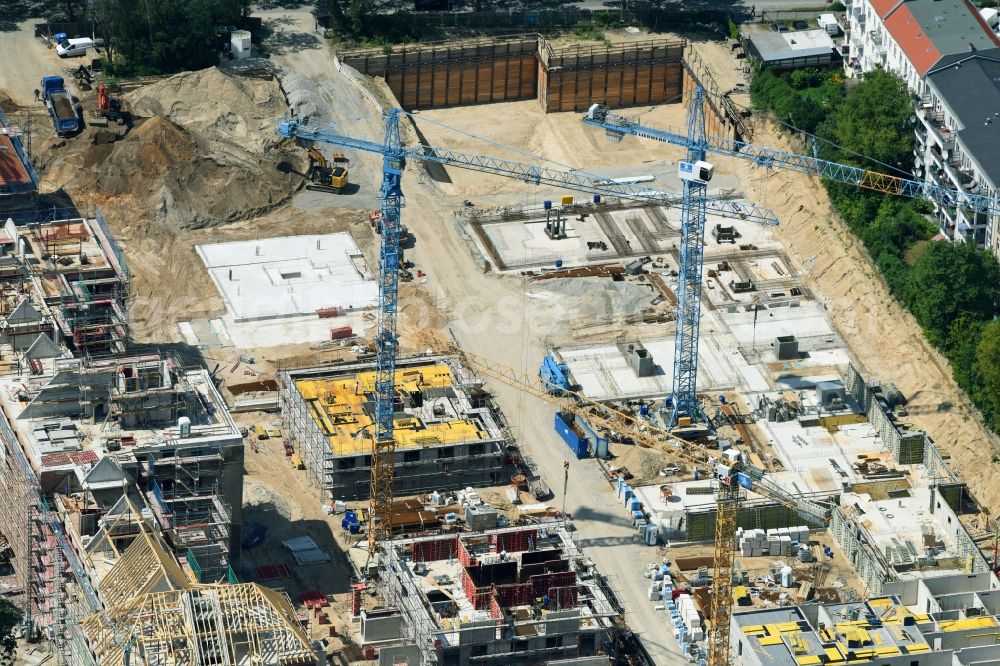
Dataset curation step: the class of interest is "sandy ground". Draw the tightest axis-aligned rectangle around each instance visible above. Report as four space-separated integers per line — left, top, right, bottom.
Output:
237 411 360 655
7 9 994 663
0 20 69 107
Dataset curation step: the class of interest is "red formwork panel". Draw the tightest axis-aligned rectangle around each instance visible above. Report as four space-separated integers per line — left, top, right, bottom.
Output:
412 537 460 563
550 585 579 609
457 539 477 567
460 569 495 610
488 595 503 620
493 529 537 553
495 583 534 608
530 571 577 598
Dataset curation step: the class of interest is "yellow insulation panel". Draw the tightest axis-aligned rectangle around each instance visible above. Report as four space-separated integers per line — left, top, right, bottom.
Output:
295 364 487 455
938 616 997 632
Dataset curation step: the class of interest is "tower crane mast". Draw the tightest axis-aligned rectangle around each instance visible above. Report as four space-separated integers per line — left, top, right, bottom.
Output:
276 110 777 560
584 88 1000 665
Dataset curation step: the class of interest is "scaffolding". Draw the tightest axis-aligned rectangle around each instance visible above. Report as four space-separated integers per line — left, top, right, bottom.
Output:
279 355 509 503
81 511 315 666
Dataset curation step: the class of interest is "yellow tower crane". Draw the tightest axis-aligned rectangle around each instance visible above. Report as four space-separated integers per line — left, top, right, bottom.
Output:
418 331 832 664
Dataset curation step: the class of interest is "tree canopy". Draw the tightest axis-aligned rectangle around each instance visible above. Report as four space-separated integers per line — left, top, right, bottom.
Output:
93 0 251 75
905 242 1000 345
817 70 915 173
751 66 1000 435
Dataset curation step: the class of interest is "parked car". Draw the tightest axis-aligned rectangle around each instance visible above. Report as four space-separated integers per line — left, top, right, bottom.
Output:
771 22 789 32
56 37 94 57
793 20 809 30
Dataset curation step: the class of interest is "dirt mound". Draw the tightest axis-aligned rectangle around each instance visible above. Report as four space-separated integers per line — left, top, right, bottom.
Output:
78 67 304 231
126 68 286 153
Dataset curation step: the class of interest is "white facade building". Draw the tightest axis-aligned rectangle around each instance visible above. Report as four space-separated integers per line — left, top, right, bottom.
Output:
843 0 1000 248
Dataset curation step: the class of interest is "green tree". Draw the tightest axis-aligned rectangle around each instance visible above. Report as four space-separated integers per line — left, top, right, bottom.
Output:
0 600 20 656
976 320 1000 425
318 0 346 33
905 242 1000 344
93 0 251 75
817 70 915 172
346 0 366 36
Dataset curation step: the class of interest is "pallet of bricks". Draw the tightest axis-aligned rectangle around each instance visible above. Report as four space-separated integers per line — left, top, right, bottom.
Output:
736 525 810 557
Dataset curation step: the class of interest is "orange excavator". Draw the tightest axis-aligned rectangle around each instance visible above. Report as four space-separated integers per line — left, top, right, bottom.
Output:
94 83 130 126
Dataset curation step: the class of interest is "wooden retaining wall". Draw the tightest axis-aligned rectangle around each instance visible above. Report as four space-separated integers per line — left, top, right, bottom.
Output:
537 39 685 113
341 37 539 110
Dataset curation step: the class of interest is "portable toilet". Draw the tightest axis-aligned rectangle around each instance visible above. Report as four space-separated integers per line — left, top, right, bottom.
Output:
231 30 252 59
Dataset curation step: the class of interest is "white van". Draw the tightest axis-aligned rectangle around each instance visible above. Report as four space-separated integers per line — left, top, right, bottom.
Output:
817 14 840 36
56 37 94 57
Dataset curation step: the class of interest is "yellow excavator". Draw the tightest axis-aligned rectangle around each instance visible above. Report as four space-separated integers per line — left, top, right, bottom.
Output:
306 147 350 194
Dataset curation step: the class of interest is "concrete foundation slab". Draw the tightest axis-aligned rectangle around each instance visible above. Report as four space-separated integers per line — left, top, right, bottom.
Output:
196 233 378 322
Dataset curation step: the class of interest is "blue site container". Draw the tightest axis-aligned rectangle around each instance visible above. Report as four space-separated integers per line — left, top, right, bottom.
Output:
554 411 590 458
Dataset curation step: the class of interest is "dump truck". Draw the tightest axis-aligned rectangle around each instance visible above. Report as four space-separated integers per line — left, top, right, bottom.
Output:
41 76 79 136
306 146 349 193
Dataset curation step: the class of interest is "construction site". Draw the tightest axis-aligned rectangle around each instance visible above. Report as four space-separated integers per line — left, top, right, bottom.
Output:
0 2 999 666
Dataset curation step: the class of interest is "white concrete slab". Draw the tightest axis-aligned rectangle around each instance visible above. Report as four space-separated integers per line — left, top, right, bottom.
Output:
558 331 768 401
196 233 378 322
177 321 199 346
721 301 836 347
220 311 370 348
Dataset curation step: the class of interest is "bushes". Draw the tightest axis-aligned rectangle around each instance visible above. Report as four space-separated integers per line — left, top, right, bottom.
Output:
752 67 1000 434
750 68 843 134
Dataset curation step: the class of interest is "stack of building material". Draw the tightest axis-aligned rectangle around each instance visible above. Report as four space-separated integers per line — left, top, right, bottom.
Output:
282 536 331 565
675 593 703 641
736 526 810 556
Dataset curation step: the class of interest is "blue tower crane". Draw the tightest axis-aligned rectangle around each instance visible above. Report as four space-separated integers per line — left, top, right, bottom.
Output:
276 108 779 558
584 88 1000 428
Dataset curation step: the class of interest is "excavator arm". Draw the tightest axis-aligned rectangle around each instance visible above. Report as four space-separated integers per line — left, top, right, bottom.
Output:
306 147 327 170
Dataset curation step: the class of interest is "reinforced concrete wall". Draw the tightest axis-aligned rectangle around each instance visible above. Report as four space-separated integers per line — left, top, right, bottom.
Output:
682 500 827 542
845 364 926 465
537 39 685 113
830 505 890 595
341 37 539 110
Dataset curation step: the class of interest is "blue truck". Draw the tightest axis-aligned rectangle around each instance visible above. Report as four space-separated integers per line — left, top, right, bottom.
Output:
41 76 80 136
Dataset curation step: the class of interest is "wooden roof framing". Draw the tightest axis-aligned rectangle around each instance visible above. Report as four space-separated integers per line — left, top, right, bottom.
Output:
81 499 315 666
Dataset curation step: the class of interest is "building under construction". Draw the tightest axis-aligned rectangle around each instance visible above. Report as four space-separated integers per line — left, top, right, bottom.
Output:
79 496 318 666
0 351 245 660
280 354 508 502
0 213 129 366
365 524 623 665
0 102 39 215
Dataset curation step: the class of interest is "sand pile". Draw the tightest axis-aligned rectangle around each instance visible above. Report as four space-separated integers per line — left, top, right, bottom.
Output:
84 67 304 231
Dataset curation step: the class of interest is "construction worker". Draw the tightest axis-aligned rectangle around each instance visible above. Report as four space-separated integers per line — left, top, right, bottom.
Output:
33 88 40 102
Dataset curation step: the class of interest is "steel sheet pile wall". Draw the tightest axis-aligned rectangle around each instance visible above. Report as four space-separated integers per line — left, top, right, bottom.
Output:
341 36 539 110
538 38 685 113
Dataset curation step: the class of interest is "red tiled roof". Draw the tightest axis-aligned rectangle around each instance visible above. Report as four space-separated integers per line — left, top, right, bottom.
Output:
884 5 942 76
870 0 900 15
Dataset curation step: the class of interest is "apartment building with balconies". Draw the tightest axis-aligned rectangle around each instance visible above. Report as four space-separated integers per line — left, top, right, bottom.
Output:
916 50 1000 245
843 0 1000 249
844 0 998 87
